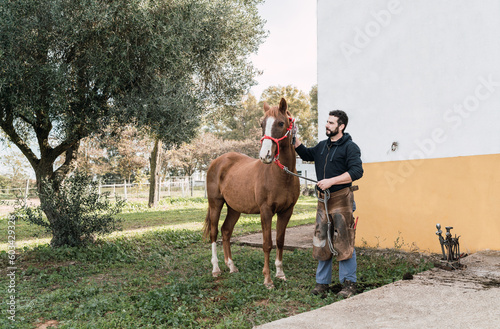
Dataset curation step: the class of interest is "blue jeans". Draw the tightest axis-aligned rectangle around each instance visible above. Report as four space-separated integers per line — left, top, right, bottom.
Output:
316 249 357 284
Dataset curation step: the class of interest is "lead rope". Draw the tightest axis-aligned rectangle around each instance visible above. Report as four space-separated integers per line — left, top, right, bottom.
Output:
281 166 338 256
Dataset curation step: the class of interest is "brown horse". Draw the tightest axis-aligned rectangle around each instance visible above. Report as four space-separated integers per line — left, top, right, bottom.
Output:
203 98 300 288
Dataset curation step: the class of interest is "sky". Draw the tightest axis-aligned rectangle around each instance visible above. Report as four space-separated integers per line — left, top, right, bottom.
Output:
249 0 317 98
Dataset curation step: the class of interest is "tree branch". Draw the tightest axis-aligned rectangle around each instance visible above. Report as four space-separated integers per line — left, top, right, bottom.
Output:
53 141 80 185
52 138 80 159
17 112 36 126
0 107 40 169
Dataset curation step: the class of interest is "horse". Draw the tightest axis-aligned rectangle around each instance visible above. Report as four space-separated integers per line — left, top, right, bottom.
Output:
203 98 300 288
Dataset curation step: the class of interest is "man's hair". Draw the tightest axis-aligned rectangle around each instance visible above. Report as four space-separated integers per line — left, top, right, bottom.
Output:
329 110 348 133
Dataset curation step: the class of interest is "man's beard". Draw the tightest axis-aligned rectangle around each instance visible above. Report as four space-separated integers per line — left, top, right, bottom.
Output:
326 127 339 138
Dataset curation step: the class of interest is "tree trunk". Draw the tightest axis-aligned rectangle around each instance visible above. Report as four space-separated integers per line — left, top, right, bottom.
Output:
148 138 162 207
34 143 80 247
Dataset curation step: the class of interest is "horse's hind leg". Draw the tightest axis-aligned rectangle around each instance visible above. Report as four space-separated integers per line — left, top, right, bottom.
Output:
221 206 241 273
208 199 224 277
275 206 294 281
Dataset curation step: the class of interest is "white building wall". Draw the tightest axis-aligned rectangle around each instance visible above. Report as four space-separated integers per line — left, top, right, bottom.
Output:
295 157 317 182
318 0 500 163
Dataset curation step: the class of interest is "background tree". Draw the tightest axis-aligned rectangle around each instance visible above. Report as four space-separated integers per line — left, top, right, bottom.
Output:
205 94 262 142
164 132 260 177
309 84 318 139
192 133 260 172
76 136 110 178
106 126 149 184
0 152 31 189
0 0 265 245
0 174 9 192
260 85 317 146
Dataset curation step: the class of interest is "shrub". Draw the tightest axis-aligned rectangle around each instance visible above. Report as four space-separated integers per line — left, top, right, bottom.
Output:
13 171 124 247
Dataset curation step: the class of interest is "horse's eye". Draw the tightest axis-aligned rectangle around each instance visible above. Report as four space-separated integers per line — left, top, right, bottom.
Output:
278 121 285 127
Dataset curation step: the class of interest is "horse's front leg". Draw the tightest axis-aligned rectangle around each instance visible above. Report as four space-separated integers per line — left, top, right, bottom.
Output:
207 201 224 277
260 208 274 288
275 206 294 281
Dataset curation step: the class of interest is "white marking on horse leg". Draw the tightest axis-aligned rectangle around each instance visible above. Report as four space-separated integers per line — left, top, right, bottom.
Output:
275 259 286 280
226 258 239 273
313 235 326 248
259 117 275 162
211 242 221 277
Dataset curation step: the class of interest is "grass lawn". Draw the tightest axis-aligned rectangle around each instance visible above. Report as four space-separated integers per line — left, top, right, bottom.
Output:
0 196 434 328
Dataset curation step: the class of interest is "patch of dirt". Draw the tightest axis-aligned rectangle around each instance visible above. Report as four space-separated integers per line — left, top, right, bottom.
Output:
254 299 270 306
211 295 228 302
36 319 59 329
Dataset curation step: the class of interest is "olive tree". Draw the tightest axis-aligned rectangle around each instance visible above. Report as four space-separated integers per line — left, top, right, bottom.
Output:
0 0 265 245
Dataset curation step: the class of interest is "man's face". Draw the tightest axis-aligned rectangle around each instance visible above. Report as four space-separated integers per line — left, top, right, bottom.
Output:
326 116 341 138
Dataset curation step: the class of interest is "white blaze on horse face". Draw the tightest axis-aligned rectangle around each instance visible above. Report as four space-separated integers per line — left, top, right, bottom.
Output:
211 242 221 276
259 116 275 163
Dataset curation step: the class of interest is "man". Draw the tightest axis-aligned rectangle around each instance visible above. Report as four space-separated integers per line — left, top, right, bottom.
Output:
294 110 363 298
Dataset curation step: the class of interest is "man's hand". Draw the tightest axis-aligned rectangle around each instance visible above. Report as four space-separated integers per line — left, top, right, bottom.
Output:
292 124 301 148
317 172 353 190
293 137 301 148
317 178 334 191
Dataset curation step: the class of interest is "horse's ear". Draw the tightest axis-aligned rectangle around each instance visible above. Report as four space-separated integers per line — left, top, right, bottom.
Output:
279 98 287 114
263 102 270 112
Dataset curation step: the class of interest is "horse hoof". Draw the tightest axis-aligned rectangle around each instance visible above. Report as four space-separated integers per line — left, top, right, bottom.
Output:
276 275 287 281
230 268 239 274
264 282 275 289
212 271 221 278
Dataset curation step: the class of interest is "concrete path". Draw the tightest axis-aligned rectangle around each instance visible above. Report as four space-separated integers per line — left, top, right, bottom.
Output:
233 224 315 250
233 225 500 329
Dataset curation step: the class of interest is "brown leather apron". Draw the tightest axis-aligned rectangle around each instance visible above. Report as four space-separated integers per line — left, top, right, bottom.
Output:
312 186 357 261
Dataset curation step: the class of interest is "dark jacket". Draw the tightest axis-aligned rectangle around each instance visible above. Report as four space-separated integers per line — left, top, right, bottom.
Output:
295 133 363 193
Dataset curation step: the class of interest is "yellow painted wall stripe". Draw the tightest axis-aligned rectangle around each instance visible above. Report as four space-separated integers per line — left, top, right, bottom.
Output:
354 153 500 253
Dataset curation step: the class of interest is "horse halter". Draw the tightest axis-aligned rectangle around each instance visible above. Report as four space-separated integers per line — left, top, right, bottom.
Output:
260 117 296 169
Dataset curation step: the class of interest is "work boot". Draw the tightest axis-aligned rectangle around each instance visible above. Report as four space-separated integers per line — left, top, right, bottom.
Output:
338 280 357 298
311 283 330 297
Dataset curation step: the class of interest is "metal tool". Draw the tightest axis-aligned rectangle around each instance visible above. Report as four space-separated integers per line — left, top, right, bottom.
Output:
435 223 464 269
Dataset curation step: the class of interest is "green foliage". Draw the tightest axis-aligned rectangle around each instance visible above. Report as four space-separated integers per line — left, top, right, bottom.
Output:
122 196 206 213
12 172 124 247
0 227 434 329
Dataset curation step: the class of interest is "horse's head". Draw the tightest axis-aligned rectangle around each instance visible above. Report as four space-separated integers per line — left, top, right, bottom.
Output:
259 98 294 164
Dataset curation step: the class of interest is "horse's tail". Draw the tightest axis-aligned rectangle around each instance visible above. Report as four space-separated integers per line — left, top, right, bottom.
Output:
202 208 211 242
